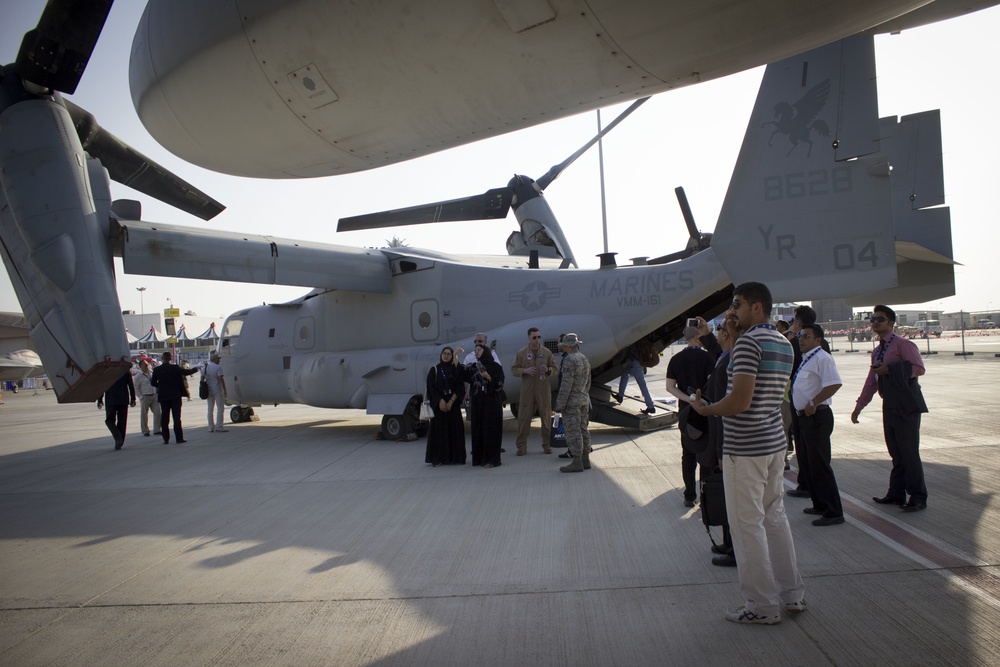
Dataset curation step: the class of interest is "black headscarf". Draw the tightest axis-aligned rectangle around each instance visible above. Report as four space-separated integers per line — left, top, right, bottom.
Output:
436 346 459 380
469 344 504 395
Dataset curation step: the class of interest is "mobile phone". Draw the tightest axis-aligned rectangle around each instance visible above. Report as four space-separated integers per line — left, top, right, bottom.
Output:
686 317 699 328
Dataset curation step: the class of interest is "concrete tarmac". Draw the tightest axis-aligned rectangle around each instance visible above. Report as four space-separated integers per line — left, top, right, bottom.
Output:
1 341 999 666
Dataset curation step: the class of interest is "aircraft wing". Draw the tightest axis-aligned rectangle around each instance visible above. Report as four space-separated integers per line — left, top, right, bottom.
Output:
115 220 392 293
0 349 44 382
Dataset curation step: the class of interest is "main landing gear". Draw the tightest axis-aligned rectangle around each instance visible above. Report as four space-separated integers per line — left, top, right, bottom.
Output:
230 406 255 423
378 396 428 440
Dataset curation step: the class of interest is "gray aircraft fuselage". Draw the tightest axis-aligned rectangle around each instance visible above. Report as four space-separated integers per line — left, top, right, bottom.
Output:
220 248 728 414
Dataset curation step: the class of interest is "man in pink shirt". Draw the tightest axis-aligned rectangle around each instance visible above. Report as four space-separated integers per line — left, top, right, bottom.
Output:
851 305 929 512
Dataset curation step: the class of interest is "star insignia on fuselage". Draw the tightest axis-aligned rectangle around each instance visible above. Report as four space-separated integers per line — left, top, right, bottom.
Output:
509 281 561 311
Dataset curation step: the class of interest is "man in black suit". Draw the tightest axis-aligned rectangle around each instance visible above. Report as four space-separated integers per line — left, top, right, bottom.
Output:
98 370 136 450
151 351 199 444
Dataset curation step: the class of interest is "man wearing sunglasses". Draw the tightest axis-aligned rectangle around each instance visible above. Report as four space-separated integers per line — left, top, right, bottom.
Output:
511 327 559 456
851 306 928 511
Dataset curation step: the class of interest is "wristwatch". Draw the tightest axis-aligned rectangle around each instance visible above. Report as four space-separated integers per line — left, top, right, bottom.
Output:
808 400 816 408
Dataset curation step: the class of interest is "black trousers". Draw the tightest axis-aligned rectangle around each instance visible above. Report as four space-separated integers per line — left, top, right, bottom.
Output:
883 409 926 503
159 398 184 443
799 408 843 518
104 403 128 443
681 446 701 500
791 411 811 491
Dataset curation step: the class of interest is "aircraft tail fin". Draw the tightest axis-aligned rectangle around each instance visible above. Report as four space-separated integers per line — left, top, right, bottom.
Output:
712 35 954 306
843 110 954 305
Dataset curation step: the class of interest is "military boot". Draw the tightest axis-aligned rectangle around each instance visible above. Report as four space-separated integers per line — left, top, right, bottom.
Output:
582 450 591 470
560 456 584 473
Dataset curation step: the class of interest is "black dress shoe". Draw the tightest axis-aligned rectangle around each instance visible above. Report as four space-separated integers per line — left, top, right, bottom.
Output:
802 507 823 515
177 439 188 443
712 553 737 567
640 407 656 414
786 487 811 498
873 496 905 505
812 516 845 526
711 544 729 555
900 501 927 512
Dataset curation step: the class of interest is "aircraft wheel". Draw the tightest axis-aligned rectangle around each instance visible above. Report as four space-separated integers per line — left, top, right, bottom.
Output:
381 413 413 441
230 406 244 423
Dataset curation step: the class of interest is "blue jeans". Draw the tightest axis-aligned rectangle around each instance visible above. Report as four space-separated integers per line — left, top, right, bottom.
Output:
618 359 653 409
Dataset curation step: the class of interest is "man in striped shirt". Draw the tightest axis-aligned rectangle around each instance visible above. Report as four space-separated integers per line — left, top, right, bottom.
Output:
692 282 805 625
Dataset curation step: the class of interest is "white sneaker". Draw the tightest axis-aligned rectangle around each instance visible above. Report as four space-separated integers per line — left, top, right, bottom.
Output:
725 605 781 625
784 599 807 613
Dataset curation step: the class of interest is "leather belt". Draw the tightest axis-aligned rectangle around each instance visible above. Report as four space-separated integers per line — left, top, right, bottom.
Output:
796 404 831 417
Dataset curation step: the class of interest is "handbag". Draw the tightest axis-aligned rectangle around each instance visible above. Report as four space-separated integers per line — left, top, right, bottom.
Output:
199 375 209 400
700 468 727 527
419 396 434 421
678 403 709 453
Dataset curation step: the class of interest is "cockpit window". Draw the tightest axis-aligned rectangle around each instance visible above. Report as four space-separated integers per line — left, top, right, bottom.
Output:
222 317 244 338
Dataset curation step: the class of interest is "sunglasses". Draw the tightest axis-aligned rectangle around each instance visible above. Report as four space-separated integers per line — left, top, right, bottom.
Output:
869 316 888 323
530 335 541 339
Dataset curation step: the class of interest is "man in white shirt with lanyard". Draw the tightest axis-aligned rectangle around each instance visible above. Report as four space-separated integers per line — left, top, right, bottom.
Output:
790 324 844 526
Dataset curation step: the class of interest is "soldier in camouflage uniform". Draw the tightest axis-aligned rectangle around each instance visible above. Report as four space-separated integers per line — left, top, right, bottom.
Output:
554 333 592 473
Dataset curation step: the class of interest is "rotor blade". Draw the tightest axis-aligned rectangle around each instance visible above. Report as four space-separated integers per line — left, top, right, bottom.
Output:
646 249 694 266
15 0 113 94
674 186 699 241
338 187 512 232
66 100 225 221
535 96 650 191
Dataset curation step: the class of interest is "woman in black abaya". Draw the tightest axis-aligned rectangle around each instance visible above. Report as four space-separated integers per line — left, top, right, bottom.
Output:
424 347 466 466
463 344 506 468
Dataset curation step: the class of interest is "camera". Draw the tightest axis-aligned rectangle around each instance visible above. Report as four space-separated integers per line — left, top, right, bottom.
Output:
686 317 699 328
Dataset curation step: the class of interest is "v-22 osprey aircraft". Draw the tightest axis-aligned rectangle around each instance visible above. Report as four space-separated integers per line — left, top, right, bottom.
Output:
0 2 958 438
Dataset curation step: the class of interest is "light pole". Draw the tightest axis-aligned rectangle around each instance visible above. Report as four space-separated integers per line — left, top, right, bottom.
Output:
136 287 146 332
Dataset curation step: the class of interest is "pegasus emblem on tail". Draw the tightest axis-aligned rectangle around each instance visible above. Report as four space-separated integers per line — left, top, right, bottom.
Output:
762 79 831 157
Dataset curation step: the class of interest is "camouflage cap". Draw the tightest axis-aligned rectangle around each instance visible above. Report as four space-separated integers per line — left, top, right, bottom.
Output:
561 332 582 346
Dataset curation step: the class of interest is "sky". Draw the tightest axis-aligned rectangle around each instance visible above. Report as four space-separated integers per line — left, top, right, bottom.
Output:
2 2 999 325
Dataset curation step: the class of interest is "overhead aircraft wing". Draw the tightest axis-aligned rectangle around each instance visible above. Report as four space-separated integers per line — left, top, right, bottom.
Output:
115 219 392 293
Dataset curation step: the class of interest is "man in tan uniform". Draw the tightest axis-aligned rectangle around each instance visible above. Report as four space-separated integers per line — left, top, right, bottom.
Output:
511 327 559 455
